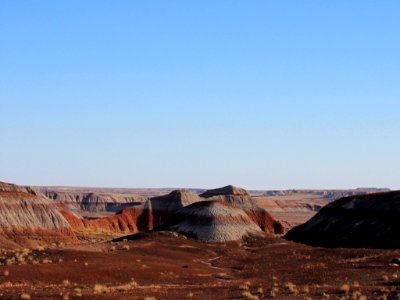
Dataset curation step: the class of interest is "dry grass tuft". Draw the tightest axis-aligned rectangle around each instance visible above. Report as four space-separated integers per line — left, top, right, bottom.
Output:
74 287 82 297
20 294 31 300
94 284 108 294
284 282 298 294
63 279 70 287
241 290 259 300
270 286 279 298
340 283 350 294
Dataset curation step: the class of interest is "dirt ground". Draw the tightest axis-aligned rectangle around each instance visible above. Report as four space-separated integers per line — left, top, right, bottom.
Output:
0 232 399 300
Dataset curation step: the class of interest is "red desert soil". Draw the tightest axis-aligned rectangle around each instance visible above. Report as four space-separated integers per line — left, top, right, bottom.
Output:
0 232 399 299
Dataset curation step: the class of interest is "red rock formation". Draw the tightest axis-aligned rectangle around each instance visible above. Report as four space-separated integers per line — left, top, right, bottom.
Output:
62 190 202 234
62 186 283 239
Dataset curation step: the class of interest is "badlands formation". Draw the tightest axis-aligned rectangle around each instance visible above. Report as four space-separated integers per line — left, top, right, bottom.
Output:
62 186 283 242
0 182 77 249
0 181 400 299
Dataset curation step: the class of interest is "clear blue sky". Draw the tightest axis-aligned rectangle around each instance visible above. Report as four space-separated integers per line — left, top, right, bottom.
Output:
1 1 399 189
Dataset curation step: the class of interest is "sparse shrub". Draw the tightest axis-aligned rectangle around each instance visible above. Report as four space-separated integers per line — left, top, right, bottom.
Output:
63 279 70 287
302 285 310 294
187 291 194 298
3 270 9 277
94 284 108 294
62 293 69 300
20 294 31 300
241 290 259 300
284 282 298 294
256 287 263 294
122 245 130 251
340 283 350 294
42 258 52 264
239 284 249 290
84 262 89 266
110 246 116 252
74 287 82 297
352 291 362 299
382 275 389 282
270 287 279 298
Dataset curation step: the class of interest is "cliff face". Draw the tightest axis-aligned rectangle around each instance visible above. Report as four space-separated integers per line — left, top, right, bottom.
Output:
0 182 77 249
284 191 400 248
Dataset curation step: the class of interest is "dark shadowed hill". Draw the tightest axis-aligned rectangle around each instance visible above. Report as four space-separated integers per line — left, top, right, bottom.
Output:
284 191 400 248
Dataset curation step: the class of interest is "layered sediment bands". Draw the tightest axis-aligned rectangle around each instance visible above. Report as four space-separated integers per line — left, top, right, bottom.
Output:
61 190 202 234
284 191 400 248
62 186 282 240
44 191 146 213
61 205 147 234
0 182 77 249
165 200 264 242
143 190 203 229
201 186 284 234
200 185 250 198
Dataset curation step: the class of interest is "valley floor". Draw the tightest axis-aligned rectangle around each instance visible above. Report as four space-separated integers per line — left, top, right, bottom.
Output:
0 233 399 299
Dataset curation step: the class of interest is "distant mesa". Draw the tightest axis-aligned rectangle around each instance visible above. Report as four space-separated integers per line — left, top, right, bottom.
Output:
200 185 250 198
284 191 400 249
164 200 264 242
